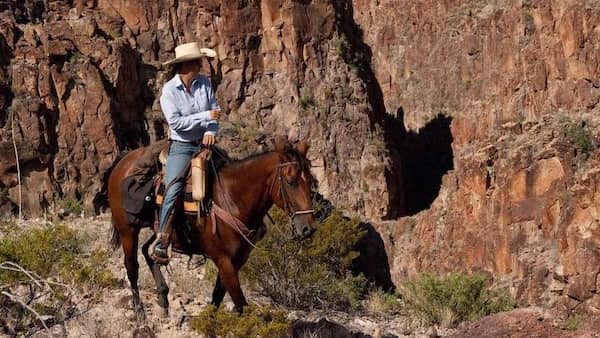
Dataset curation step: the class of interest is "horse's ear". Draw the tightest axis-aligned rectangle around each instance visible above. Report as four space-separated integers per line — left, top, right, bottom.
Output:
296 138 310 156
272 135 289 153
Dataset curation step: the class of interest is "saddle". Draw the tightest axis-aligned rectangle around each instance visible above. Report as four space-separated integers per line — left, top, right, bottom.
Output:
154 148 212 215
120 141 213 227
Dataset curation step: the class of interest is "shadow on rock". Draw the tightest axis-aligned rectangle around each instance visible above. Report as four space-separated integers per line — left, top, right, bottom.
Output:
354 222 395 292
289 319 378 338
384 109 454 218
400 112 454 216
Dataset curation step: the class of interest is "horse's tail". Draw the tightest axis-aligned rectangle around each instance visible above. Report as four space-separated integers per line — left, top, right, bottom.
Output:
110 224 121 250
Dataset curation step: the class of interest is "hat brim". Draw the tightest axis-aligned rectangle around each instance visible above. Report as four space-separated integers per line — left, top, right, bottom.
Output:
162 48 217 66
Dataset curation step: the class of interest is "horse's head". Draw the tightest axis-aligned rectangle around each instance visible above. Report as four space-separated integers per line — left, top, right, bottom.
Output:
271 137 316 240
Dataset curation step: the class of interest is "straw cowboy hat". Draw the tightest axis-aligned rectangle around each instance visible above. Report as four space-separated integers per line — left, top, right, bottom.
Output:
163 42 217 66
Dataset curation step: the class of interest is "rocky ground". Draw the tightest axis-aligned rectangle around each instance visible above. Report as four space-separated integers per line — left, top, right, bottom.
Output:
17 214 446 338
0 214 595 338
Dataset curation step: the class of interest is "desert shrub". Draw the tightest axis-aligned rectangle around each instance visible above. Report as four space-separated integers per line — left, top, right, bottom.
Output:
62 249 120 288
0 224 80 283
243 208 368 311
562 313 588 331
0 224 118 288
399 273 515 328
299 94 315 110
0 219 17 236
364 289 402 315
59 197 84 216
564 120 594 154
190 305 289 338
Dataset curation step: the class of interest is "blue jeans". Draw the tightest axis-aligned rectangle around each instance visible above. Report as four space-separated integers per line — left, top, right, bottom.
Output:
157 141 201 240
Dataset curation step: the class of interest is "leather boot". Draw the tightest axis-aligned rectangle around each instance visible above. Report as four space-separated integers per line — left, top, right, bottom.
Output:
152 210 175 265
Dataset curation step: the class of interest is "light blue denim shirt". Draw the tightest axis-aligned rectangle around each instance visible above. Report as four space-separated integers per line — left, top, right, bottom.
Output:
160 74 220 142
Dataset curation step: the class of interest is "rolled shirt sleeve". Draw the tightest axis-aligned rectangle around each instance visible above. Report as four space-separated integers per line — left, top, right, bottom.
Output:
203 84 220 136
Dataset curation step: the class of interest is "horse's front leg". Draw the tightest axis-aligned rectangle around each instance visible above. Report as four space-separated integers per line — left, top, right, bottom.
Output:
211 250 251 308
210 275 226 308
213 257 247 313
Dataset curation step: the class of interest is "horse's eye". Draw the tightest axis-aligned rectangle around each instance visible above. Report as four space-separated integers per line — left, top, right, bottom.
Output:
286 178 297 187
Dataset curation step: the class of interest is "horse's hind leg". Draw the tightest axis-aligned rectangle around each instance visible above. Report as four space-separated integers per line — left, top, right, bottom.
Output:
121 227 145 321
141 234 170 314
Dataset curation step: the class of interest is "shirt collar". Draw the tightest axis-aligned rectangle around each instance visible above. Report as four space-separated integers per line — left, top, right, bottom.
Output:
174 74 203 90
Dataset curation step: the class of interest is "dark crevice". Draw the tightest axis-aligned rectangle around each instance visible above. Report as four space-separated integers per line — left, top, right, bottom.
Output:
4 1 47 24
398 112 454 216
331 1 406 218
0 31 14 125
89 47 150 150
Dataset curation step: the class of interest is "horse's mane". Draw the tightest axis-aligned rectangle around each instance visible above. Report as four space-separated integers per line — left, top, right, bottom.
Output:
214 145 310 173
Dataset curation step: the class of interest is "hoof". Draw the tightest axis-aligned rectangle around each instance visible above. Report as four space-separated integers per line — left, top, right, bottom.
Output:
135 306 147 322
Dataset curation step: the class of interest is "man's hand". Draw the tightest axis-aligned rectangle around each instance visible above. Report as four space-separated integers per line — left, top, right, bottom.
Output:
210 109 221 120
202 134 216 146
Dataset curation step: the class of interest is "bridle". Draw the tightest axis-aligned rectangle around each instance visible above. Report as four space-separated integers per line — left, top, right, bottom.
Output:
270 160 314 223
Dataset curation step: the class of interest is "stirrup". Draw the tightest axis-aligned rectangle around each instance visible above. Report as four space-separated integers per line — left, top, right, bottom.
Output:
149 235 172 265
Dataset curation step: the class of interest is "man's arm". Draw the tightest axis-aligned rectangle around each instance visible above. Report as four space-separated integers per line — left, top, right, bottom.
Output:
203 82 220 136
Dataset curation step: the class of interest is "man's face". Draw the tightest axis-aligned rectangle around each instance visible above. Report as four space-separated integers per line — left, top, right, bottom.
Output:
191 59 203 73
181 59 203 74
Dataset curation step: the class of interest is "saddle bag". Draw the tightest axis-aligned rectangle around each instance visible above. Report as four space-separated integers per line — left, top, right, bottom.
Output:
191 157 206 201
120 175 156 227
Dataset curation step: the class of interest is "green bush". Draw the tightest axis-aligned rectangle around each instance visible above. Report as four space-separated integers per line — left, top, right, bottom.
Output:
60 197 84 216
365 289 402 315
299 94 315 110
0 224 119 336
190 305 289 338
243 209 368 311
565 121 594 154
562 313 588 331
0 224 118 288
0 224 81 283
399 273 515 328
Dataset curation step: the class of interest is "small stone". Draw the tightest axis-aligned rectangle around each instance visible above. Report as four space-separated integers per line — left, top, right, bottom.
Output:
425 326 439 338
132 325 156 338
67 8 80 20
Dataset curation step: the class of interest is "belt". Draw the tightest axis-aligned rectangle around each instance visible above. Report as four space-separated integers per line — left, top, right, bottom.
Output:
172 140 200 146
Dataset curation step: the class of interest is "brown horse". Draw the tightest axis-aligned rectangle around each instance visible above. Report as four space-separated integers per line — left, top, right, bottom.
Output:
107 138 315 319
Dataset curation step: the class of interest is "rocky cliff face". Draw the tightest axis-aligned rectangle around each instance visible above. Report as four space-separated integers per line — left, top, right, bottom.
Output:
0 0 389 219
1 0 599 315
351 0 600 314
377 114 600 313
352 0 600 144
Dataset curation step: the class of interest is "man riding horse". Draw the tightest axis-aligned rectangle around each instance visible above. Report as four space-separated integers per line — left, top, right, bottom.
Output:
108 41 316 318
153 42 221 262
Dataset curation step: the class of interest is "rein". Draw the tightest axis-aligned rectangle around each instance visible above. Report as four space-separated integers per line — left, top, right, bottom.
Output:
210 157 259 249
209 154 314 248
